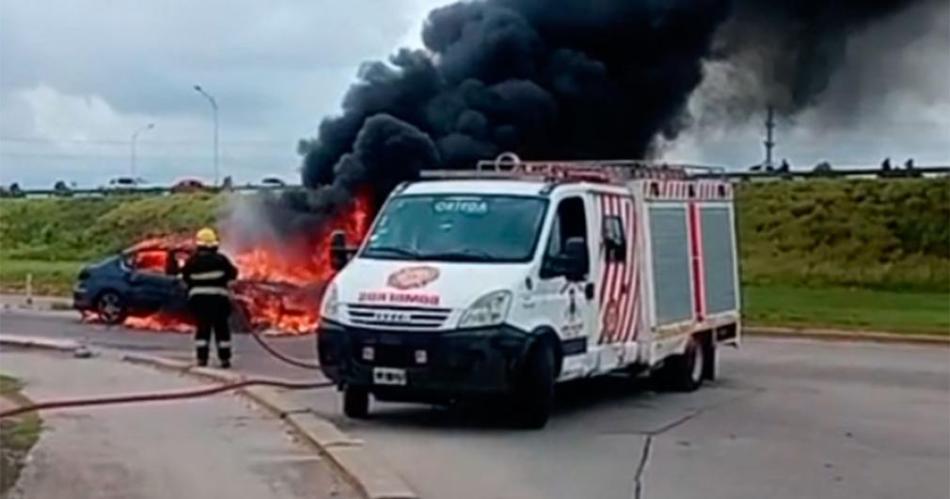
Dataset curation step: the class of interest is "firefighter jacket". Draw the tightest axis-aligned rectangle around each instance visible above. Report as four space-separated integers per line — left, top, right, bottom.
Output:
181 248 238 298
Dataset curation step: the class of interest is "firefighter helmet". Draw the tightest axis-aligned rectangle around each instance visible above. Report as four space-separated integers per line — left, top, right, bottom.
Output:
195 227 219 247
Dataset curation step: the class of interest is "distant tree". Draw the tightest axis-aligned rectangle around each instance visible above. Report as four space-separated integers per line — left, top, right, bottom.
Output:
905 158 915 170
881 157 892 171
221 176 233 191
813 161 833 176
778 159 791 173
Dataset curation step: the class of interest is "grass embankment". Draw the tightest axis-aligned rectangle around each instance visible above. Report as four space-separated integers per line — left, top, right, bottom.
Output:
0 374 42 495
0 180 947 334
736 179 949 335
0 194 220 295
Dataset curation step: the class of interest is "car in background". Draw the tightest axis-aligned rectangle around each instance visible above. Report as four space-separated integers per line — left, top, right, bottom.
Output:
171 178 208 194
260 177 287 189
103 177 150 192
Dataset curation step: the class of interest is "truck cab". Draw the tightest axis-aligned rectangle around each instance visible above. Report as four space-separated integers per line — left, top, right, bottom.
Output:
317 155 740 428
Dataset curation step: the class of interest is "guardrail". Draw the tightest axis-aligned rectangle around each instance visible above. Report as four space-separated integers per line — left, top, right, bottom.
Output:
700 166 950 181
3 165 948 198
0 184 297 199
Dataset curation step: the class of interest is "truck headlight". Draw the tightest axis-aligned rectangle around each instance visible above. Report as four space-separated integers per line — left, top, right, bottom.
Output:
321 284 340 321
458 290 511 329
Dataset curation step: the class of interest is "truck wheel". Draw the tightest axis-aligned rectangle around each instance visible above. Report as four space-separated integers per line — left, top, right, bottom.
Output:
343 386 370 419
703 334 717 381
512 341 555 429
96 291 127 324
651 334 705 392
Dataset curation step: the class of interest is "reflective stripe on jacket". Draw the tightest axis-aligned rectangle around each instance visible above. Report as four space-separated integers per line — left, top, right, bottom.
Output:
181 248 238 298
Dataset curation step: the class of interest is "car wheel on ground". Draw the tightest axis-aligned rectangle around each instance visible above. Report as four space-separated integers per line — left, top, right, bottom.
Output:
511 340 555 429
96 290 127 324
343 385 370 419
651 333 706 392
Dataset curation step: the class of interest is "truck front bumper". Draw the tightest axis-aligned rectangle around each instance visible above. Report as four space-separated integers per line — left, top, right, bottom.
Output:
317 320 530 400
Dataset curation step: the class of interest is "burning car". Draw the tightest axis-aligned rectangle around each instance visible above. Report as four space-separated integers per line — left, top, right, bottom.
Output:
72 239 252 330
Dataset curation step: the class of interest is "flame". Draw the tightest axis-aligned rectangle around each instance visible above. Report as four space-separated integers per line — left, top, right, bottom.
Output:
120 193 372 335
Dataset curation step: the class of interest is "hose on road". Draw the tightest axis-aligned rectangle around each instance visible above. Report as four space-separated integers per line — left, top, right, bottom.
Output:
248 329 321 370
0 377 333 419
0 321 327 419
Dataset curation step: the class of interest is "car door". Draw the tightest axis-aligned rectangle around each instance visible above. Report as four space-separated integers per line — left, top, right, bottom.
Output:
126 251 183 312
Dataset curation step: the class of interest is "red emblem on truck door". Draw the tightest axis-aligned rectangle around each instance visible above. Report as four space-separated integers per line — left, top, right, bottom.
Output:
387 266 440 290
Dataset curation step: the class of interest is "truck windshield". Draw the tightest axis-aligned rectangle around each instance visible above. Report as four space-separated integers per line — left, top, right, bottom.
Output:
361 194 547 263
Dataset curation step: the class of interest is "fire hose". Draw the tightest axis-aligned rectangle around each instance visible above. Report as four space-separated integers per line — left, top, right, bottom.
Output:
0 330 326 419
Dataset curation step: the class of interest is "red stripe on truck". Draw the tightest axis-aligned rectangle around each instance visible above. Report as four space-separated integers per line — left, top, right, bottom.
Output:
687 202 706 321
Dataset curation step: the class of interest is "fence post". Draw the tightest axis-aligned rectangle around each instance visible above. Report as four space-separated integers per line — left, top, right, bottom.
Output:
25 273 33 306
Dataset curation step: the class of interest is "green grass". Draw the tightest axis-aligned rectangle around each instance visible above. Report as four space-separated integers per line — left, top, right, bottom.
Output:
744 284 950 335
736 178 950 292
0 259 84 296
0 374 42 496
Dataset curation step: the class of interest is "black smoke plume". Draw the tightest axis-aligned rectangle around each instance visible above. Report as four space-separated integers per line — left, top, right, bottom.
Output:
301 0 936 195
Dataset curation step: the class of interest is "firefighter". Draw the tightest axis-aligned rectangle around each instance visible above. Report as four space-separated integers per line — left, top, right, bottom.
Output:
181 228 238 368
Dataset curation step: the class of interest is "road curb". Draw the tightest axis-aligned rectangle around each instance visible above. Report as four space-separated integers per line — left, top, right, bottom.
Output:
0 334 82 352
119 350 417 499
744 326 949 346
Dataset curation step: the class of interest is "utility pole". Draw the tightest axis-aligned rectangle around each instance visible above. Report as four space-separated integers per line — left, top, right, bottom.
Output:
763 105 776 169
193 85 219 186
131 123 155 179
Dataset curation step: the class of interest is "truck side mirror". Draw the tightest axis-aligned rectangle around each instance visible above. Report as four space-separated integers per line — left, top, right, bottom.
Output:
562 237 589 282
330 230 352 271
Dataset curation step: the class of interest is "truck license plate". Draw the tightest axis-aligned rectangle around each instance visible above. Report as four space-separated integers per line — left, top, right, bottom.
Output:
373 367 407 386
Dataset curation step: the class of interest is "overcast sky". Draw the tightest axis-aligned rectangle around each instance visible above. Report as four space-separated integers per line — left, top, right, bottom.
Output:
1 0 948 188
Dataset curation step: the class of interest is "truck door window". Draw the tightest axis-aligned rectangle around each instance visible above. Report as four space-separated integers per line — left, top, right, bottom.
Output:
603 216 626 263
543 197 588 276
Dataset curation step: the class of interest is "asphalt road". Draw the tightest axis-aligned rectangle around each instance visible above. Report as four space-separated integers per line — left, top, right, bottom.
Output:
1 348 357 499
2 309 948 499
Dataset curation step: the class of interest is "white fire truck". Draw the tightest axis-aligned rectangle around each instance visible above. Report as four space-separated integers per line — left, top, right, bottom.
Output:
318 153 740 428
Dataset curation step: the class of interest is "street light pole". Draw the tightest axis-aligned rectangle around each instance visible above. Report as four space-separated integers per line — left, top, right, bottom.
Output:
130 123 155 178
193 85 219 185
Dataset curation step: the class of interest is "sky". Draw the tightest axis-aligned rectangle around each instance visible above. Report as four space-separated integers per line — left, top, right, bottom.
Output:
1 0 948 188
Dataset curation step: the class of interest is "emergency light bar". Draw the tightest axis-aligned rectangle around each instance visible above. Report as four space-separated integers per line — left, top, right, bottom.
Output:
420 152 726 184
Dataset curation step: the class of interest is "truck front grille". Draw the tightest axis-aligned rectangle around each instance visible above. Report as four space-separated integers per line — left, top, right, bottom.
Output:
345 304 451 330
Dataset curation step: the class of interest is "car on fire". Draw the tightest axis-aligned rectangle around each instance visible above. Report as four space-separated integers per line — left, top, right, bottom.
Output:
72 240 319 333
73 243 194 324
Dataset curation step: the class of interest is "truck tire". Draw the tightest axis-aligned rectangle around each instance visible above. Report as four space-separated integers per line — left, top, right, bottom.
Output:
651 334 705 392
702 334 717 381
512 341 555 429
343 386 370 419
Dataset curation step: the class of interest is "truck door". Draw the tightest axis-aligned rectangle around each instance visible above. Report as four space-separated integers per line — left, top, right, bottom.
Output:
535 195 597 379
591 193 638 371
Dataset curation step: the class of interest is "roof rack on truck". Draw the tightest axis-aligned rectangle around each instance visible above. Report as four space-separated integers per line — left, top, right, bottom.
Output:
419 152 726 185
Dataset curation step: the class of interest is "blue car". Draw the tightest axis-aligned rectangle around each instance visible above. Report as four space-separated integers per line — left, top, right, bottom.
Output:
73 249 191 324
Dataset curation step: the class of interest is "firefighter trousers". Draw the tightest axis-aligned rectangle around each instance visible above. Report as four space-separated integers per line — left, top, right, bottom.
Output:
189 295 231 364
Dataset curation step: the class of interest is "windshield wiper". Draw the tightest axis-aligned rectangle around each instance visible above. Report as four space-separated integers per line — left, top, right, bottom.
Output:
363 246 422 260
419 249 495 262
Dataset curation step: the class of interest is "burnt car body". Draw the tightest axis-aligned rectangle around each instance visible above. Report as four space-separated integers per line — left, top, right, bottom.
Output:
73 244 316 332
73 249 193 324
